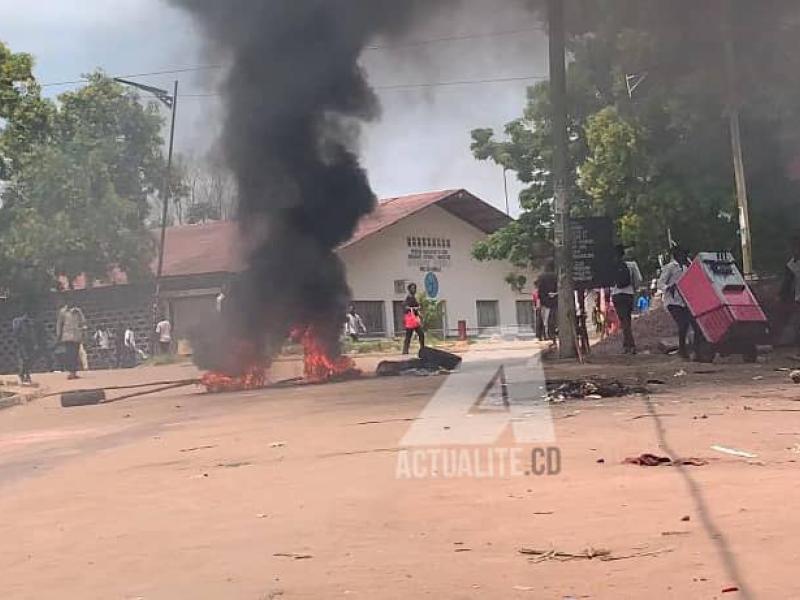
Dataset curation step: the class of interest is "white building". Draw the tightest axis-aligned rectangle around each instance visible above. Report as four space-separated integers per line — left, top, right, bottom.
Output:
339 189 535 337
159 189 536 339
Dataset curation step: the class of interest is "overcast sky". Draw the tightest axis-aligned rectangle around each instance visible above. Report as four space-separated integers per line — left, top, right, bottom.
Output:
0 0 549 215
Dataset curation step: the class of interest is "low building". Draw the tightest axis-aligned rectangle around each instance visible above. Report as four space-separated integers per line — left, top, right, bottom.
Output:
159 189 535 340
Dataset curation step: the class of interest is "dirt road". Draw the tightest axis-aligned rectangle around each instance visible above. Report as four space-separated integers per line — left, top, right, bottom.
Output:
0 346 799 599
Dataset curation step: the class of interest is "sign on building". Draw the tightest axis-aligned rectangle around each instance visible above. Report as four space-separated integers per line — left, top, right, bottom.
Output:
407 236 452 272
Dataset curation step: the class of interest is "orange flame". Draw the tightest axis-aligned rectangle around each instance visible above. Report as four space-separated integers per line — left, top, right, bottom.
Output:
201 365 268 393
202 327 360 392
296 327 361 383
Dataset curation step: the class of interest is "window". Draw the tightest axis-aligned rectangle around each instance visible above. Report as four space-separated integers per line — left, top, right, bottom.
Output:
352 301 386 336
392 301 406 335
516 300 534 331
476 300 500 331
394 280 407 295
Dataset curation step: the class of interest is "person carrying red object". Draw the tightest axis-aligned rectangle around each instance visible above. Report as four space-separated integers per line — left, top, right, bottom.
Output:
401 283 425 355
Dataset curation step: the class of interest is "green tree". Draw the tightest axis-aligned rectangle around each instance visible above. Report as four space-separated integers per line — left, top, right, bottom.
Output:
0 57 164 295
470 1 800 276
0 42 53 178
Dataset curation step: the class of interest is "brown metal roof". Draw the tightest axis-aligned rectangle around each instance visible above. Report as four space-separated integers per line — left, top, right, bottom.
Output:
71 189 511 287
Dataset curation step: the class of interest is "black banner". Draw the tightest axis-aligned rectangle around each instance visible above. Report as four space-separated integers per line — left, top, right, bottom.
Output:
570 217 616 290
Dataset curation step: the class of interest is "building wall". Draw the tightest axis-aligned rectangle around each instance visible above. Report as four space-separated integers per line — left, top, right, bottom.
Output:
338 204 533 337
0 285 153 375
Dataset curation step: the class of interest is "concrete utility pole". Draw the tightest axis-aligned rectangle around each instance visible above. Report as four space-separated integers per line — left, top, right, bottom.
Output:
114 77 179 352
722 2 753 278
547 0 578 358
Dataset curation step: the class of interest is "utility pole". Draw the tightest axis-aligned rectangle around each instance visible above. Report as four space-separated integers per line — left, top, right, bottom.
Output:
503 167 510 215
547 0 578 358
722 2 753 278
114 77 179 351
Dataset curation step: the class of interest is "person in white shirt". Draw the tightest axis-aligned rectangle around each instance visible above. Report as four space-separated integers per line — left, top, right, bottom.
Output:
123 326 146 366
93 325 113 369
344 305 367 342
611 244 643 354
155 316 173 355
658 246 694 359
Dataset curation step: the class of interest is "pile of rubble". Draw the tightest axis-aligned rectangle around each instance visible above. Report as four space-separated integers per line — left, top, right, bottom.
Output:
593 308 677 356
544 377 647 402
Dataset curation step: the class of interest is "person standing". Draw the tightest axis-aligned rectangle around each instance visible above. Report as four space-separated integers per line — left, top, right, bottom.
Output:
155 316 173 355
636 291 650 313
33 314 54 372
93 325 113 369
611 245 643 354
114 323 126 368
345 304 367 342
124 325 142 367
56 302 87 379
12 311 36 384
216 285 227 313
536 261 558 342
532 288 545 341
780 236 800 355
658 246 694 359
401 283 425 354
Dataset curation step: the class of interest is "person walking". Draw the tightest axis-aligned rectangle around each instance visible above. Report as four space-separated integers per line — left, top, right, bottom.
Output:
401 283 425 354
611 245 643 354
56 302 87 379
536 261 558 342
123 325 143 367
12 311 37 384
93 325 113 369
658 245 694 359
532 288 545 341
114 323 126 368
345 304 367 342
780 236 800 356
155 316 173 355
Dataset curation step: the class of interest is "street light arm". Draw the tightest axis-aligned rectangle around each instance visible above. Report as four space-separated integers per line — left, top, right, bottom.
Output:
114 77 174 108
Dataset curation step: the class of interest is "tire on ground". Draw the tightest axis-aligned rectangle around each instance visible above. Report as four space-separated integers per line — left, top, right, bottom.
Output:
60 389 106 408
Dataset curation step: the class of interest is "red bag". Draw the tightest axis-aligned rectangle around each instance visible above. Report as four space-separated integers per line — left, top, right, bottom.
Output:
404 311 421 330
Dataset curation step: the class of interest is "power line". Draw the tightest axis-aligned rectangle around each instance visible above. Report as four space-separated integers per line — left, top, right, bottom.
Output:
365 25 545 50
178 74 547 98
375 74 545 90
40 65 224 88
36 26 546 89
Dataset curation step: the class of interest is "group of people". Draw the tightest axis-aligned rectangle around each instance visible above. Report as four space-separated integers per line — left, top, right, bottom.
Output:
12 302 92 382
534 245 645 353
11 303 174 384
534 236 800 359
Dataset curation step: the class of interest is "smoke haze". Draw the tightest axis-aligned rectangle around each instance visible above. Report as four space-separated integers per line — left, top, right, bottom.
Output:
170 0 463 372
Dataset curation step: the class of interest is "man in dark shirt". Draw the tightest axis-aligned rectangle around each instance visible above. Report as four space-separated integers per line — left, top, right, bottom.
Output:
536 261 558 342
12 311 37 384
402 283 425 354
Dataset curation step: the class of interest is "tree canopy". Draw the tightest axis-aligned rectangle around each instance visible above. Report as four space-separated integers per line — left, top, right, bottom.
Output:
472 0 800 275
0 44 164 298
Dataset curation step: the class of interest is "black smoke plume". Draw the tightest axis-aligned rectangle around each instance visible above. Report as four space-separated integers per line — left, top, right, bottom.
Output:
171 0 453 373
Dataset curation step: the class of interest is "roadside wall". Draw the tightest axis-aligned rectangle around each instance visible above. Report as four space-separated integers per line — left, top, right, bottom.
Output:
0 285 153 375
